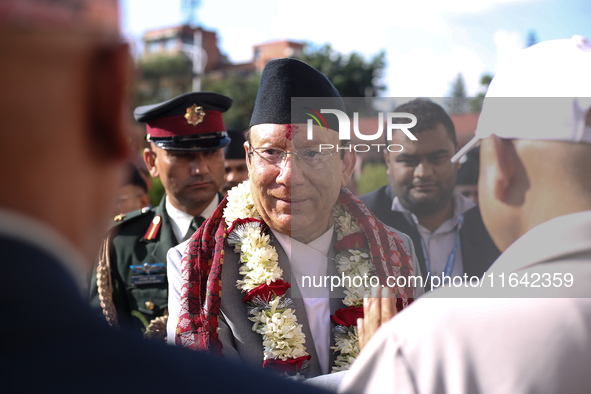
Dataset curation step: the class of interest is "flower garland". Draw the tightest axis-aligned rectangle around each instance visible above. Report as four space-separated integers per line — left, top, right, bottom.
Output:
224 181 310 375
329 203 378 372
223 180 379 375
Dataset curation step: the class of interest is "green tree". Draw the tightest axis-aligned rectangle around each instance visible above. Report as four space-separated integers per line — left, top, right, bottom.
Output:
297 44 386 98
201 71 261 129
134 53 193 106
446 73 469 114
470 73 494 113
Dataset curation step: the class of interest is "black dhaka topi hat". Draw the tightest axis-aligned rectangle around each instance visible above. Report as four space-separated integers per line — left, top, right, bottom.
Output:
249 58 345 130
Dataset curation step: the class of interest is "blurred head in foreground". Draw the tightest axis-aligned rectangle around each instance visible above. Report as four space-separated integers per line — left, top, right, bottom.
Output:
451 35 591 251
0 0 131 267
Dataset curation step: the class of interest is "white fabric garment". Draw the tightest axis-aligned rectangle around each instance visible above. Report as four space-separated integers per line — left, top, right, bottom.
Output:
166 239 188 345
166 194 218 242
392 191 476 278
0 208 88 296
272 227 334 375
340 211 591 394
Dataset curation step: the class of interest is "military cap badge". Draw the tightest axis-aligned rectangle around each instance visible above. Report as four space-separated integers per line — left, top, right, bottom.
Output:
185 104 206 126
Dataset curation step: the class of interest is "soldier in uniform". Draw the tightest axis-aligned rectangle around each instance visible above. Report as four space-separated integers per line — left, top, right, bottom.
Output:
90 92 232 337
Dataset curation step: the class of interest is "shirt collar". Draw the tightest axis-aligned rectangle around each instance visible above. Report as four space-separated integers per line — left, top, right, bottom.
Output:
166 194 219 242
0 208 88 296
271 225 335 262
488 210 591 274
392 191 476 234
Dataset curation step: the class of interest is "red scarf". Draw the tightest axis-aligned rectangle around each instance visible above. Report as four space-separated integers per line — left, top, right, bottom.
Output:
175 187 415 353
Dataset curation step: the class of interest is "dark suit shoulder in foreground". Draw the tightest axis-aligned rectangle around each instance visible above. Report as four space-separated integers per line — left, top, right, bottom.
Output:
0 236 329 394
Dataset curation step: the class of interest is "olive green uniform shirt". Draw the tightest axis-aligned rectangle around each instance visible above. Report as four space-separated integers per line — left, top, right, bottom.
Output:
89 196 179 333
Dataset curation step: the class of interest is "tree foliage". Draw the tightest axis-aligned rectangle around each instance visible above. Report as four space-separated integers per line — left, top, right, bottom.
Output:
297 44 386 97
200 71 261 130
134 53 193 106
446 73 469 114
132 41 388 127
470 73 494 113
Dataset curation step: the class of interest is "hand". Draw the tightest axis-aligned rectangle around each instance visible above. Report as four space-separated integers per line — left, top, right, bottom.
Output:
357 287 397 350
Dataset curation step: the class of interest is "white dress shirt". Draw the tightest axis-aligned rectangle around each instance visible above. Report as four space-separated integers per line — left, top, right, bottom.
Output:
392 191 476 279
166 194 218 242
272 227 334 375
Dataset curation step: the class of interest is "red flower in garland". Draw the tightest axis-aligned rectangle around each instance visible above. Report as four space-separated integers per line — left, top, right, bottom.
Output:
262 355 311 374
242 279 291 304
330 306 364 327
334 233 368 252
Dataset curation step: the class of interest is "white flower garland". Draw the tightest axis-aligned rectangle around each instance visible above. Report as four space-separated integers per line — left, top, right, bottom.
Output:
224 180 309 366
249 297 308 361
330 204 377 371
331 326 360 372
223 180 377 374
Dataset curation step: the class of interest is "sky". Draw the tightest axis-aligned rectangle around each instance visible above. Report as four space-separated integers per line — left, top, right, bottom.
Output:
121 0 591 97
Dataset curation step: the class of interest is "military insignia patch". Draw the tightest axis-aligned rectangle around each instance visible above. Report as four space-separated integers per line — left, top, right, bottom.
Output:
130 262 164 275
184 104 206 126
143 215 162 241
130 262 166 285
113 213 126 222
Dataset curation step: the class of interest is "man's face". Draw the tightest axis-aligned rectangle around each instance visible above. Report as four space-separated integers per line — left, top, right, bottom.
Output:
246 124 355 243
221 158 248 195
144 145 225 215
116 184 149 215
386 123 459 215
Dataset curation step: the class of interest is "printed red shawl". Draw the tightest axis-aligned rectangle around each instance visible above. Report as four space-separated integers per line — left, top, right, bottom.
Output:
175 187 415 354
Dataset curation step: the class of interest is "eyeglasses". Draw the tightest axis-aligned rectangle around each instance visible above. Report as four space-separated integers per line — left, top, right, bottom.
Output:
248 143 342 169
118 193 146 203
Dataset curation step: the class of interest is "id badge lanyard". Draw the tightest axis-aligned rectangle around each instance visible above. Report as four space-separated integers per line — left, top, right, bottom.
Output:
417 214 464 277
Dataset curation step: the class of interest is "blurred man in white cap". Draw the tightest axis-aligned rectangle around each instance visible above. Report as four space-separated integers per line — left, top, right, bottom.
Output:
340 35 591 394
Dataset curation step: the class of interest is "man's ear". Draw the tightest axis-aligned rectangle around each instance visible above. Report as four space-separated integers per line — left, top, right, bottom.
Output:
244 141 252 175
88 42 132 161
490 135 518 203
384 150 391 176
139 192 151 209
341 150 357 187
144 147 159 178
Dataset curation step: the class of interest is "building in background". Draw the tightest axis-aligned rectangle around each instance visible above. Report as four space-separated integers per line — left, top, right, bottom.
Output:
252 40 305 71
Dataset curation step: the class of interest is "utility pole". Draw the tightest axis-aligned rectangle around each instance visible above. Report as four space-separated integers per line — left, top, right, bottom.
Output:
182 0 199 26
180 0 205 91
181 30 207 92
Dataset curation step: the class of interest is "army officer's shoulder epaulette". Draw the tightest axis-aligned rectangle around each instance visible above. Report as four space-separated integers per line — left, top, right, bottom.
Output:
108 206 155 231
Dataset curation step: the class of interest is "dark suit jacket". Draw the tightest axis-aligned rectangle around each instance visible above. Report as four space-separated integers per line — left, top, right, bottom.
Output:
360 186 500 284
218 232 345 377
0 234 328 393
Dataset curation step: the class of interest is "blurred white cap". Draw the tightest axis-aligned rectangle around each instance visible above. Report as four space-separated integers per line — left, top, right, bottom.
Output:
452 35 591 163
